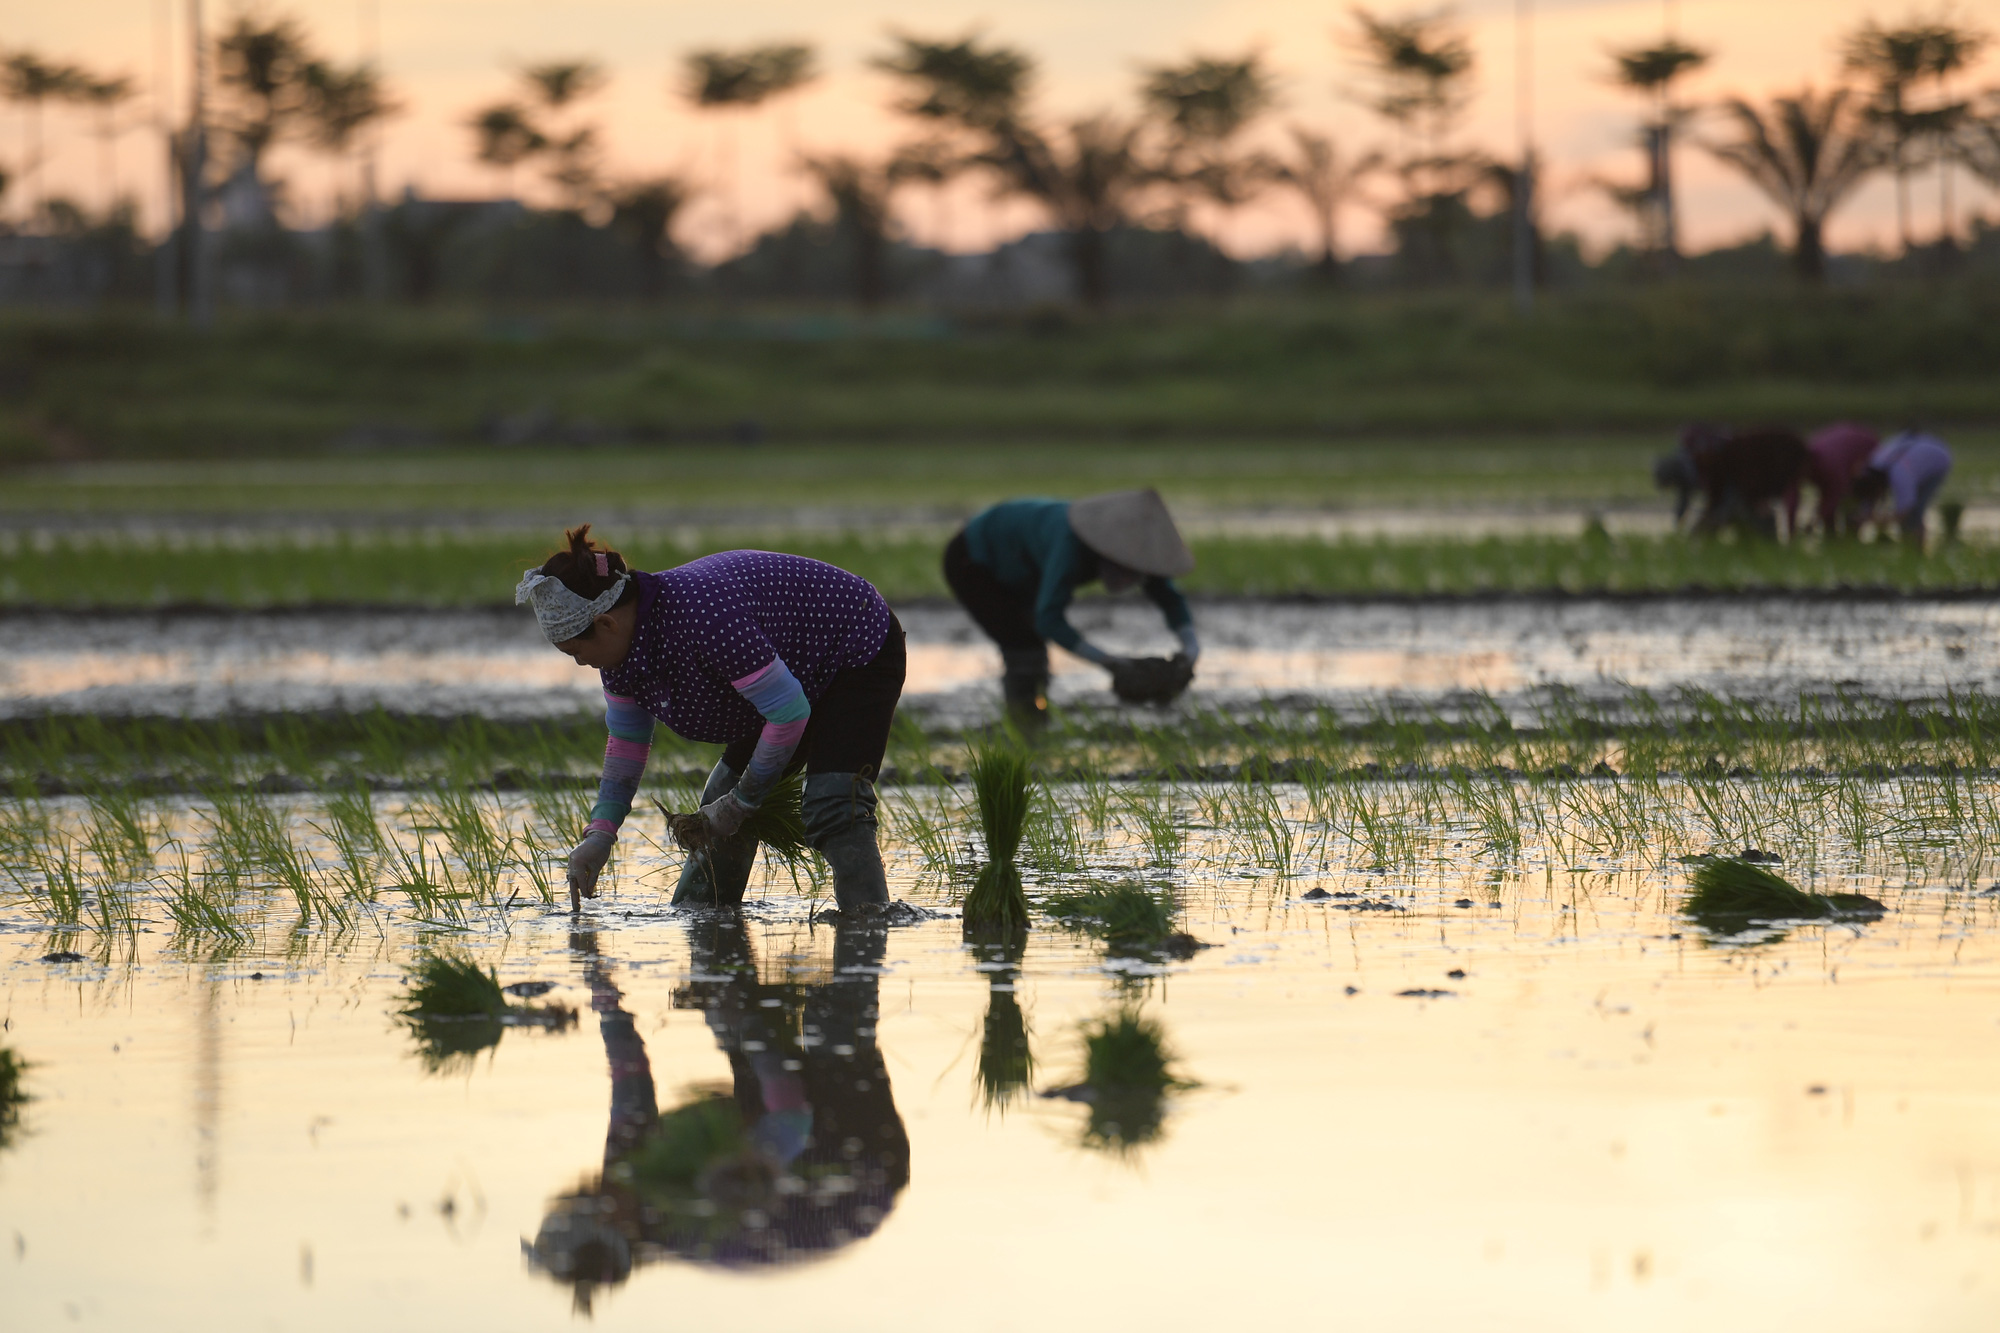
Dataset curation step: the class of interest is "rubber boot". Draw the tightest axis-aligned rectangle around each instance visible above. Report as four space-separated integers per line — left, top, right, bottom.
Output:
802 770 888 911
1000 645 1051 732
672 760 758 906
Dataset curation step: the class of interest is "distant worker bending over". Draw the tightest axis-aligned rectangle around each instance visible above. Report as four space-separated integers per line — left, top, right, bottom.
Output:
1792 422 1879 536
943 489 1198 727
1654 424 1808 538
1854 429 1953 541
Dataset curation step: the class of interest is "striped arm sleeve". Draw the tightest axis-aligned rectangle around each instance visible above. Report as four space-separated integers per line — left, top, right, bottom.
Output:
731 658 811 807
587 691 656 838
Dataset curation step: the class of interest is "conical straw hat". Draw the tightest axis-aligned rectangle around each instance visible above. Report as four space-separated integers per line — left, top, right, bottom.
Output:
1068 488 1194 577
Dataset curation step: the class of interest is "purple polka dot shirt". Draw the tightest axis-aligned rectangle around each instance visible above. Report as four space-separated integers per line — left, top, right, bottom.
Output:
601 550 892 744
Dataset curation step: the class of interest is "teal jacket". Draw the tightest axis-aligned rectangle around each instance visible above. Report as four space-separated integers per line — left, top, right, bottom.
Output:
962 499 1192 652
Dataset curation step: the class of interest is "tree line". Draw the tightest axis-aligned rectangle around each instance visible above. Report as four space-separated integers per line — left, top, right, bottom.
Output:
3 6 1999 308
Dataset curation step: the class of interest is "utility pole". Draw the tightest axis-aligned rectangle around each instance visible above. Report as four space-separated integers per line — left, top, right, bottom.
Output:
153 0 180 316
185 0 214 327
1511 0 1536 315
360 0 389 301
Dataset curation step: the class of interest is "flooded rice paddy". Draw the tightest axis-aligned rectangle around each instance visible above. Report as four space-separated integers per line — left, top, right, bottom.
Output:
2 594 1998 721
6 595 2000 1329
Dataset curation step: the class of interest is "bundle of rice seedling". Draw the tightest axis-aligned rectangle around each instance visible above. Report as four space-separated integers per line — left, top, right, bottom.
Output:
401 950 506 1017
1684 858 1884 933
1041 882 1187 954
962 745 1032 932
397 950 574 1073
656 771 808 864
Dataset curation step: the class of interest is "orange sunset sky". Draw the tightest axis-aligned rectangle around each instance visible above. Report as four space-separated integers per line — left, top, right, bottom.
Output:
8 0 2000 261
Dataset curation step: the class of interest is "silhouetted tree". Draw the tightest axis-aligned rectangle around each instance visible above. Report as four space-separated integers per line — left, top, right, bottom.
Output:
1271 127 1380 279
1606 39 1709 259
1706 87 1883 282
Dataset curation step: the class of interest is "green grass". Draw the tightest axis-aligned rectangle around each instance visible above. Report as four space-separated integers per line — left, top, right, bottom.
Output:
8 528 2000 608
4 290 2000 462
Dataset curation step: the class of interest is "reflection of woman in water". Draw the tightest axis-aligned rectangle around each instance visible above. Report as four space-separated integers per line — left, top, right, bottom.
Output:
527 917 909 1298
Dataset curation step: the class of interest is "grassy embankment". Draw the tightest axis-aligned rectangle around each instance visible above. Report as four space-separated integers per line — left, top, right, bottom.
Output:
3 286 1998 461
4 289 1998 600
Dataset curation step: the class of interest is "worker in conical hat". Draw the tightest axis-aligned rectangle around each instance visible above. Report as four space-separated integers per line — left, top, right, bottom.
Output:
942 489 1198 726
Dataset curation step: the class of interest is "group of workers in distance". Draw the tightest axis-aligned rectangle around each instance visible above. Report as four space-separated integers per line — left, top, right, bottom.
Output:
1654 421 1955 541
513 488 1201 916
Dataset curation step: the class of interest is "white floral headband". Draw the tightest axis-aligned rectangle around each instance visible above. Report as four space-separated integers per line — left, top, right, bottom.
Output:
515 556 629 645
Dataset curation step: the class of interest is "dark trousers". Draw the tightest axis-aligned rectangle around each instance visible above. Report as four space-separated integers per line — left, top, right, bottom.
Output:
719 613 906 780
942 531 1042 652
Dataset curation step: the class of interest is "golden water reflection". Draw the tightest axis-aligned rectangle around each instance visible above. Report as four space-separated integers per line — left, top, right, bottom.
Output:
3 809 2000 1328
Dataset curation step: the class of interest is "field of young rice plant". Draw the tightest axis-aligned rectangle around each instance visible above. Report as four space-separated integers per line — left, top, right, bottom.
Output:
10 701 2000 1329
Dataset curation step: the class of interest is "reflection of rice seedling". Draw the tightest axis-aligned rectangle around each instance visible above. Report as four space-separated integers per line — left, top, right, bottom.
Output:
962 746 1031 932
621 1088 752 1201
977 984 1034 1113
1684 858 1885 934
1054 1008 1192 1155
0 1046 27 1150
1041 882 1196 956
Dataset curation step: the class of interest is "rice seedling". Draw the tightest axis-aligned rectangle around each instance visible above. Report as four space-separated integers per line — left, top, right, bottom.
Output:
1232 784 1297 878
85 790 157 879
402 949 507 1017
25 833 86 926
156 839 250 943
254 813 348 930
890 791 964 881
961 745 1032 933
1039 882 1195 957
387 837 471 926
1682 858 1885 935
311 785 382 904
509 825 559 906
0 1047 27 1150
1119 786 1184 868
527 779 594 847
1022 781 1087 874
398 949 506 1072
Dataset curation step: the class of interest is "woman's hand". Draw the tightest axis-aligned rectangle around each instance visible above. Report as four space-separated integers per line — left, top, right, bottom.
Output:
701 791 756 840
567 829 616 910
668 791 756 851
